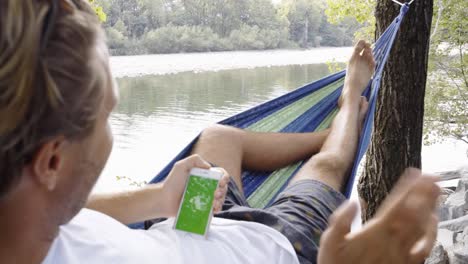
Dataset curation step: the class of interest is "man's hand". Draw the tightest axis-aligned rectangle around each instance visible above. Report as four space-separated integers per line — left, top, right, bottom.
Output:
161 154 230 217
318 168 440 264
86 154 230 224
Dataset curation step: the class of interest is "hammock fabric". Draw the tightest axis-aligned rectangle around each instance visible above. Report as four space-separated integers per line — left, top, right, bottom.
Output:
130 4 410 228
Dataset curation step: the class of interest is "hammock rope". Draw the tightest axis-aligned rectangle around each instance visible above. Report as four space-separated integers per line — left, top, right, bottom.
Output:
129 3 410 228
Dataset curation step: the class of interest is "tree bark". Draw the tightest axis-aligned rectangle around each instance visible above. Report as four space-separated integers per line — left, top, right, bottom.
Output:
358 0 434 221
303 16 309 48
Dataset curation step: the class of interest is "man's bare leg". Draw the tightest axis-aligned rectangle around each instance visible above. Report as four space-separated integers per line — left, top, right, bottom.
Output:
192 127 330 191
192 40 374 192
290 40 375 191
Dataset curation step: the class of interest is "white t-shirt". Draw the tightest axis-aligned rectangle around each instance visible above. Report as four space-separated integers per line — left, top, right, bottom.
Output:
42 209 300 264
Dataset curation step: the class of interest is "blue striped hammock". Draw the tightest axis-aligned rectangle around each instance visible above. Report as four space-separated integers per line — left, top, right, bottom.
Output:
131 4 410 228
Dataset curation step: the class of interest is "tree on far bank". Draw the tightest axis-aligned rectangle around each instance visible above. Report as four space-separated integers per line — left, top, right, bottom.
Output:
278 0 324 47
93 0 361 54
424 0 467 146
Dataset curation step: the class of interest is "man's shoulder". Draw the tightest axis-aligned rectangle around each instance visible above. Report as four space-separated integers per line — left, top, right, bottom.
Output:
42 209 176 264
71 208 121 226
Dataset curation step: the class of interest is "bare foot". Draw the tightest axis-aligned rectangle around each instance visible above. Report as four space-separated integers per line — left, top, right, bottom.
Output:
318 168 440 264
358 97 369 134
339 40 376 107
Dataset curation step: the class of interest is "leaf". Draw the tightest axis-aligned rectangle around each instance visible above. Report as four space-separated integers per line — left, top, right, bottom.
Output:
88 0 107 22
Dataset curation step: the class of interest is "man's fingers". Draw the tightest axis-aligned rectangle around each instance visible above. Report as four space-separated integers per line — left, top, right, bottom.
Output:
215 182 228 198
389 167 420 195
376 168 421 217
215 188 224 199
212 167 230 186
213 200 222 213
379 174 440 252
409 214 438 264
402 175 440 219
326 201 358 239
212 167 230 195
319 202 357 254
211 167 229 214
173 154 211 173
190 154 212 170
379 169 440 218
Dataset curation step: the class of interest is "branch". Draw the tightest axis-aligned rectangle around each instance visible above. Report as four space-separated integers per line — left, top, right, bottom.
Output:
428 96 467 102
459 43 468 92
425 119 468 124
453 134 468 144
430 0 443 40
436 61 462 91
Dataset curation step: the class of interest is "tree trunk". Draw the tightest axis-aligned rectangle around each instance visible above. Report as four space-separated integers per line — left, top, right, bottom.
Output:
358 0 433 221
303 16 309 48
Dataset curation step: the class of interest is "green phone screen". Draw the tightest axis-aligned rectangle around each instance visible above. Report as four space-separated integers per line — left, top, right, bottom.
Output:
175 175 218 235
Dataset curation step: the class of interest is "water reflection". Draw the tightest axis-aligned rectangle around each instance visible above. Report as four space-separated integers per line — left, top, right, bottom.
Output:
115 64 330 117
95 64 332 192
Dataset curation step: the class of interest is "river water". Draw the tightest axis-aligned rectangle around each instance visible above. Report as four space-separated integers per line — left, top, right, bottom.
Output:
94 48 467 193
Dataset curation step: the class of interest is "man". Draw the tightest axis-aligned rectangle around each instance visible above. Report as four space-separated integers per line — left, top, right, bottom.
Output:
0 0 440 263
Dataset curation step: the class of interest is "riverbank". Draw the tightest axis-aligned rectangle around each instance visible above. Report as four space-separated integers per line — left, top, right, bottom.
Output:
109 47 353 78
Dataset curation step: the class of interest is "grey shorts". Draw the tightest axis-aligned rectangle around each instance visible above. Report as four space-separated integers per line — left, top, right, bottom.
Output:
215 179 346 264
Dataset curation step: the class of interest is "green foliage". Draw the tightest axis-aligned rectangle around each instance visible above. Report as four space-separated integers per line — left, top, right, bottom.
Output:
325 0 375 41
326 59 346 73
280 0 324 47
424 69 468 144
319 16 358 46
424 0 467 144
325 0 374 24
106 27 126 49
88 0 107 22
94 0 362 55
229 25 287 50
143 26 228 54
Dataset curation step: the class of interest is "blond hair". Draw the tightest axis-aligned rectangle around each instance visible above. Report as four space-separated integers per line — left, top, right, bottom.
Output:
0 0 105 197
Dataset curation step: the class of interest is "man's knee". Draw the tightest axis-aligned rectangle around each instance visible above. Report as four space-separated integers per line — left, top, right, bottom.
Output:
198 124 244 146
307 152 348 178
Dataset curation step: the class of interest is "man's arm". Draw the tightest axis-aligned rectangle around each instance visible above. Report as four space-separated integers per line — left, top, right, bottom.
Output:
86 155 230 225
86 183 169 225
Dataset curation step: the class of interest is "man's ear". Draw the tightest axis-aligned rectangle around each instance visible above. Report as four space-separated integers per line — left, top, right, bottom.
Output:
30 137 66 191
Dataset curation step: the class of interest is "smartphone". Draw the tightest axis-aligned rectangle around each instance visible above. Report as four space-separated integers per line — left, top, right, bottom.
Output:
174 167 222 237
